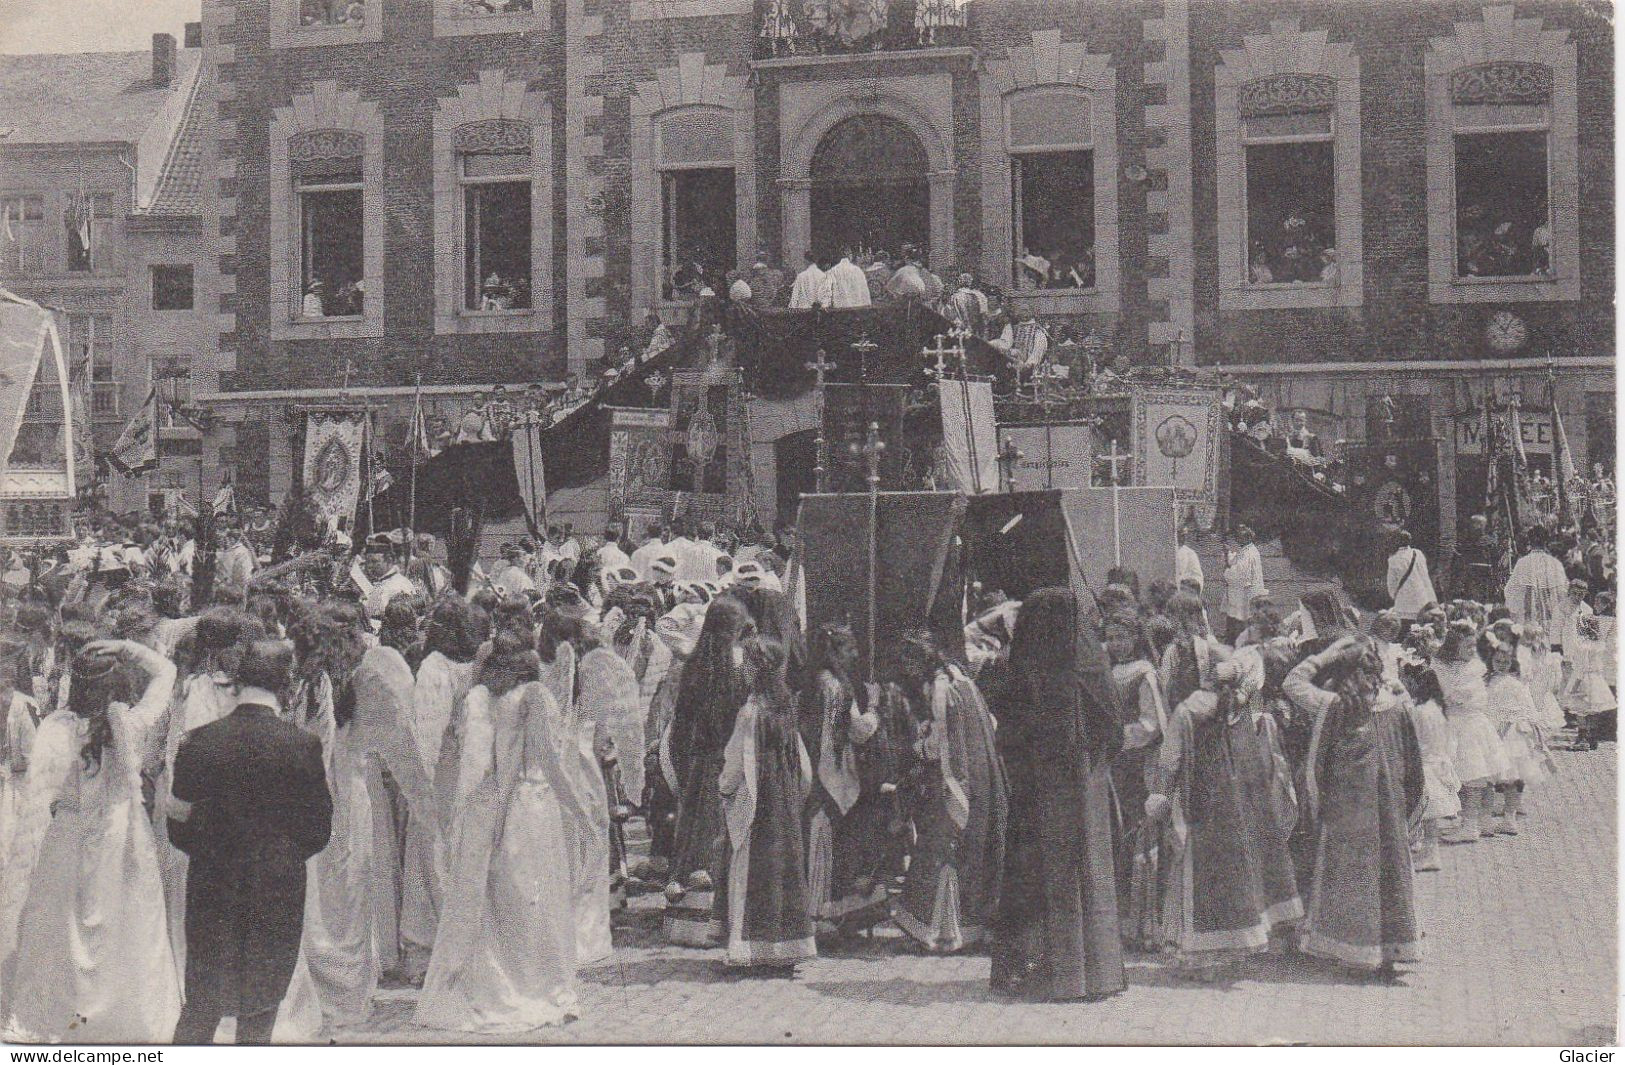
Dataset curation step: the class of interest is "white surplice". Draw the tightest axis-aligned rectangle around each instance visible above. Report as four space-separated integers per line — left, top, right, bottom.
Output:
0 664 181 1043
819 257 873 308
788 263 827 309
414 684 583 1034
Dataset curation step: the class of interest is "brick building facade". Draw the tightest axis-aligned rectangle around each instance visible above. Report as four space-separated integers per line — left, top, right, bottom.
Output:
197 0 1611 544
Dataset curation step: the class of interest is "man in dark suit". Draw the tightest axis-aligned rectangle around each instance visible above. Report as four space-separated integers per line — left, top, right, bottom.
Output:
168 640 332 1045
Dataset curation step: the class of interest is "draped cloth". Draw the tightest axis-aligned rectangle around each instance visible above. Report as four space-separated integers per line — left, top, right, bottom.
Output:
0 688 181 1042
414 684 581 1033
895 667 1008 953
987 589 1125 1000
400 653 479 971
1154 638 1302 958
1301 684 1425 969
804 673 892 932
294 675 379 1027
351 648 435 982
716 696 816 967
551 651 614 967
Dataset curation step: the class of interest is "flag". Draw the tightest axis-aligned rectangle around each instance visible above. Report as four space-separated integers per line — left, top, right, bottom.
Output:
110 387 159 475
66 191 92 253
1 200 13 243
407 390 431 464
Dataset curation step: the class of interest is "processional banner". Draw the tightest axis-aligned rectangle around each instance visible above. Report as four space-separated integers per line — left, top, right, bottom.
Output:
302 409 368 523
997 422 1096 490
1059 486 1179 597
607 407 671 517
823 383 909 492
1131 386 1223 525
669 369 756 529
937 379 999 494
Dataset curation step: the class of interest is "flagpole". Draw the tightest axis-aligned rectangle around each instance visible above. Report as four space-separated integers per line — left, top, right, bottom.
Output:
408 373 421 560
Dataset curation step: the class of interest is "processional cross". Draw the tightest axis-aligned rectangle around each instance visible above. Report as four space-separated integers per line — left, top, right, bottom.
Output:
1097 438 1131 487
923 333 958 380
854 420 886 492
806 348 838 492
998 438 1024 493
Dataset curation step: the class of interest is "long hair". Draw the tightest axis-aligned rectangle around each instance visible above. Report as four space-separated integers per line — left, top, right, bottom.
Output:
67 650 122 774
672 595 756 759
479 627 540 698
731 585 808 693
741 635 799 752
423 595 489 664
804 620 859 750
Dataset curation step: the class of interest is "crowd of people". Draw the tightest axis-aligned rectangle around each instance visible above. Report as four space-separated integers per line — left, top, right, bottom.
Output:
0 495 1612 1043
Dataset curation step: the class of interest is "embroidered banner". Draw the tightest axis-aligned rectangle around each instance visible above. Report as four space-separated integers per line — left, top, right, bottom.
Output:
997 422 1097 491
937 379 999 494
668 369 757 529
302 409 368 524
607 407 671 518
1131 386 1223 525
510 414 548 527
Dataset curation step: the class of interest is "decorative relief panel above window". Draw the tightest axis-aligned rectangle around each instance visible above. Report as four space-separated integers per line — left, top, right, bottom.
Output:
270 0 382 47
434 0 546 38
1425 6 1578 305
1238 74 1336 117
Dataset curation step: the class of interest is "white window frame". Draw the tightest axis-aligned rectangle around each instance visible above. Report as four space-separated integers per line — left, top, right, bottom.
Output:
459 151 534 316
1214 19 1362 311
295 172 365 322
978 31 1118 317
658 155 737 306
270 0 382 47
1239 110 1337 292
1007 87 1097 294
1425 6 1578 305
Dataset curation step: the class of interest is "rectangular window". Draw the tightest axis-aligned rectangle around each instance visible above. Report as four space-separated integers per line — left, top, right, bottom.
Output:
301 0 366 25
0 195 45 276
1010 150 1095 290
1244 139 1336 285
462 151 532 312
1454 131 1550 279
661 167 736 301
151 265 195 310
297 172 364 318
1586 392 1614 476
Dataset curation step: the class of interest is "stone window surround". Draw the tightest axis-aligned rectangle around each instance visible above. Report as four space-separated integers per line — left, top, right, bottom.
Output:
1425 5 1579 305
269 0 383 48
630 54 757 319
979 29 1120 317
778 72 956 279
1215 17 1362 311
434 0 549 38
269 81 385 340
433 71 554 336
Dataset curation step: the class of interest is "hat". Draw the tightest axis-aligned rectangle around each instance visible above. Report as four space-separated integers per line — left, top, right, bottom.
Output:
676 580 713 606
732 560 765 585
957 272 973 285
650 554 678 578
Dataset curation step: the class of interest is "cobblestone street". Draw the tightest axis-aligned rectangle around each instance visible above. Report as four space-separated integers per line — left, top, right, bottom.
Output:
334 744 1617 1046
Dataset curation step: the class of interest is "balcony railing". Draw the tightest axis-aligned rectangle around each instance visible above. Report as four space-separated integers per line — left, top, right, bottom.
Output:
91 382 119 419
755 0 971 60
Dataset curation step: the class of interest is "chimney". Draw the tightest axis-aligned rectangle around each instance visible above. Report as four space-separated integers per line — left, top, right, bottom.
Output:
152 33 175 88
184 22 202 48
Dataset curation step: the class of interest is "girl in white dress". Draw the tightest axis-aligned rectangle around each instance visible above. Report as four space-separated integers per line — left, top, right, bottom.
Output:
1561 612 1616 750
0 640 181 1043
1432 620 1510 843
1398 662 1460 871
289 605 378 1026
1519 622 1568 733
1480 623 1548 836
415 632 585 1033
0 642 43 870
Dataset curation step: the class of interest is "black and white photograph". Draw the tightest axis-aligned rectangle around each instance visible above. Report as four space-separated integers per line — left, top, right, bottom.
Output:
0 0 1615 1049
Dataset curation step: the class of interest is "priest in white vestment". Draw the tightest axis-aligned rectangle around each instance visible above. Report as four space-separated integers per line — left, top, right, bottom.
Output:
788 252 827 309
820 252 872 308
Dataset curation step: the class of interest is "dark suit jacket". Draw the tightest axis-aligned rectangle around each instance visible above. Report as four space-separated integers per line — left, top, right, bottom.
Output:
169 703 332 1016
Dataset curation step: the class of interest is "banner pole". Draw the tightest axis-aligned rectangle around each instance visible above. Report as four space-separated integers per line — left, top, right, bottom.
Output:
408 374 421 559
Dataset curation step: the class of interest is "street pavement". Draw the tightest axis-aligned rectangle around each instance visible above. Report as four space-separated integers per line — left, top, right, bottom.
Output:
334 742 1617 1046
